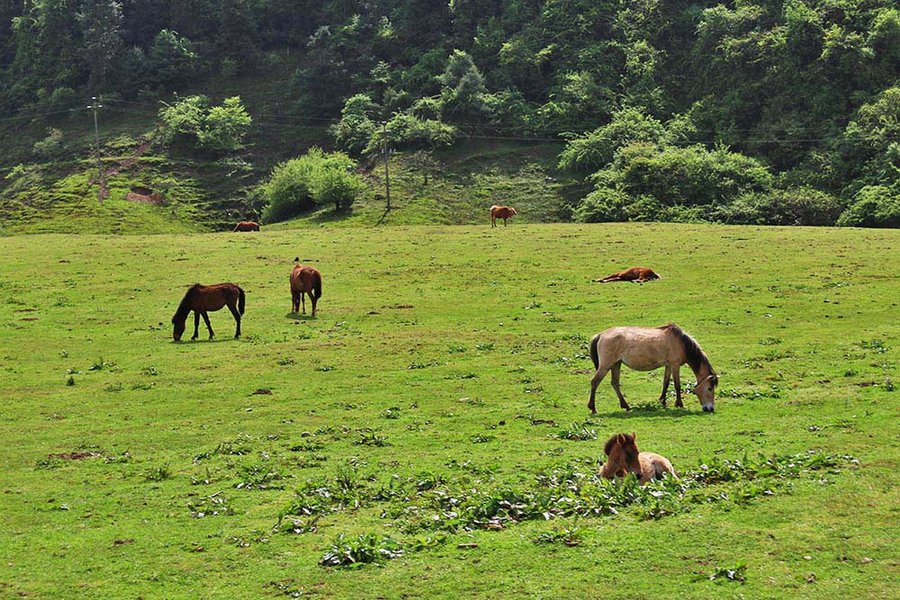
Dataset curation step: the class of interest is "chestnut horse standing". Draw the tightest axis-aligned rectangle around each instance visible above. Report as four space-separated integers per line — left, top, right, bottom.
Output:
587 323 718 413
172 283 245 341
490 205 517 227
233 221 260 232
290 259 322 317
593 266 661 283
600 433 676 485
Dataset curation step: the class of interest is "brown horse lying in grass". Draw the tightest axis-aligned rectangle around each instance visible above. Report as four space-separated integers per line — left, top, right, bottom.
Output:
600 432 676 485
588 323 718 413
490 205 517 227
593 266 661 283
233 221 260 232
290 258 322 317
172 283 245 341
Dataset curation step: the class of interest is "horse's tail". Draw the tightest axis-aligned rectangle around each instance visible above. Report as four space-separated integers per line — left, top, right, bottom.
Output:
237 286 245 315
589 332 601 370
312 271 322 300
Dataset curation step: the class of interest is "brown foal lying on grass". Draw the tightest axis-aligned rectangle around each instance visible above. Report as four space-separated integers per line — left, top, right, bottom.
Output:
599 432 676 485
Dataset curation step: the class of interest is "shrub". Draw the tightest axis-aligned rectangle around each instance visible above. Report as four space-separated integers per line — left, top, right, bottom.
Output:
617 144 772 207
558 106 665 174
260 148 363 221
573 188 634 222
32 128 64 158
837 185 900 228
716 187 843 225
158 95 252 153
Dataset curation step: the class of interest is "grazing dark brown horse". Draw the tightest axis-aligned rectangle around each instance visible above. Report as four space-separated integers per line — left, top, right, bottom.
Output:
490 205 517 227
290 259 322 317
172 283 245 341
233 221 260 232
587 323 718 413
600 433 676 485
593 266 661 284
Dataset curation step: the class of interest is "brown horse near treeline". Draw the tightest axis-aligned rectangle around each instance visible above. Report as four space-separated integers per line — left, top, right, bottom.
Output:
600 433 676 485
290 259 322 317
490 205 517 227
593 266 661 284
172 283 245 341
587 323 718 413
233 221 260 232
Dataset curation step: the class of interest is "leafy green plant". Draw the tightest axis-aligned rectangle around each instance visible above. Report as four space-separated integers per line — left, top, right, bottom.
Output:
319 533 404 568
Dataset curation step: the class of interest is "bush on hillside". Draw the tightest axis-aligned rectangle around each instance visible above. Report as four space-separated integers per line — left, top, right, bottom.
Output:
615 144 773 207
837 185 900 227
558 107 665 174
158 95 251 153
32 128 64 158
715 187 843 225
260 148 363 221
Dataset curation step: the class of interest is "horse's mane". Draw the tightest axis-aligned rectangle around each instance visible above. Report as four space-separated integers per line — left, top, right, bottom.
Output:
172 284 202 321
660 323 716 378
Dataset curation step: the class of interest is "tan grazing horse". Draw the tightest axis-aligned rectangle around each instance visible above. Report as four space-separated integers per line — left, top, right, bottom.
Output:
593 266 661 284
490 205 517 227
172 283 245 341
600 433 676 485
290 258 322 317
233 221 260 232
587 323 718 413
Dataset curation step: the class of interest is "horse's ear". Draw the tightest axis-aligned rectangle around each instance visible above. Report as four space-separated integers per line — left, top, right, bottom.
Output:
631 431 637 441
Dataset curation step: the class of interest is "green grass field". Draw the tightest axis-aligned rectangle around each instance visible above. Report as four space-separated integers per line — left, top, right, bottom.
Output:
1 224 897 598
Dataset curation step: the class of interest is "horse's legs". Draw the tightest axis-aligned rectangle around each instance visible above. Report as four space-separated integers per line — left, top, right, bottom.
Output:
292 291 299 313
191 311 200 340
673 367 684 408
610 362 630 410
310 294 317 318
503 218 507 226
491 216 496 228
200 311 214 339
659 366 671 408
588 364 612 413
227 302 241 338
300 292 306 315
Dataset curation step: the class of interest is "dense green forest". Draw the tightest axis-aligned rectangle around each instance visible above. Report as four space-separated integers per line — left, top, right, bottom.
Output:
1 0 898 227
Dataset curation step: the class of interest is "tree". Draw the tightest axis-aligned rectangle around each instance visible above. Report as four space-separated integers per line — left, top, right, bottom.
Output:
77 0 124 91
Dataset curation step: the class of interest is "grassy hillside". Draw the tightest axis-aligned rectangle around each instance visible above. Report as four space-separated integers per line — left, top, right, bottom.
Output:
0 60 580 235
0 224 897 598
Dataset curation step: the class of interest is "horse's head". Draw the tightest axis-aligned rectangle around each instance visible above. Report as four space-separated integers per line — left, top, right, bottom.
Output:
604 433 642 477
693 374 718 412
172 314 186 341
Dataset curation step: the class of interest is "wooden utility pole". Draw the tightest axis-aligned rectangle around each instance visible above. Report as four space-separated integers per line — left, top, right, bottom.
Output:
382 121 391 210
87 96 104 203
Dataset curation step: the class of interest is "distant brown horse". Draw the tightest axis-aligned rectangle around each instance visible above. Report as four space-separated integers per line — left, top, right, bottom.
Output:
233 221 260 232
588 323 718 413
172 283 245 341
593 267 661 284
290 259 322 317
490 205 517 227
600 433 676 485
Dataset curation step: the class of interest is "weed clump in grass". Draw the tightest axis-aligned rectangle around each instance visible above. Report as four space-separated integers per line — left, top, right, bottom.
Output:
355 431 389 446
320 533 404 568
708 563 747 583
557 423 598 441
144 465 172 482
